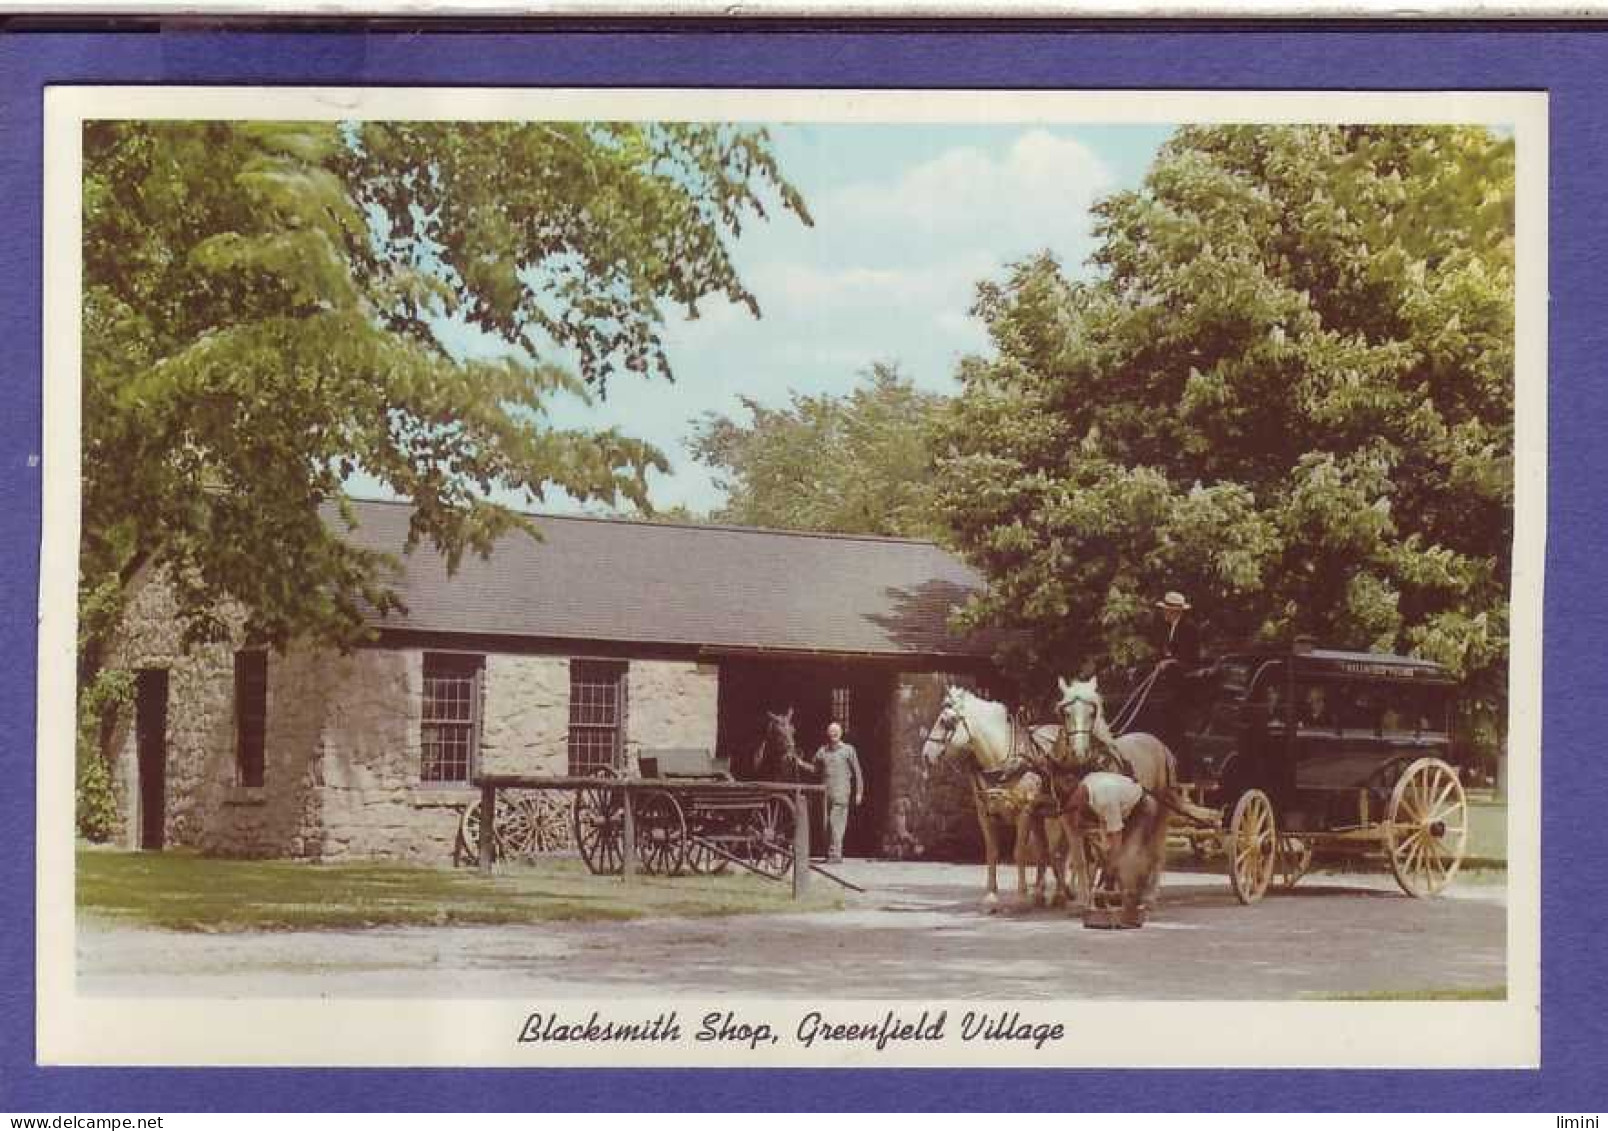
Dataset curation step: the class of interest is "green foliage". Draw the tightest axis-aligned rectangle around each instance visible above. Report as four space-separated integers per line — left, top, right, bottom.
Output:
82 120 809 653
77 754 118 844
934 125 1514 747
76 667 134 841
690 363 950 538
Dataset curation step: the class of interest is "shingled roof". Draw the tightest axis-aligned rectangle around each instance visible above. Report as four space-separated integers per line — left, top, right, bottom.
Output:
333 497 995 660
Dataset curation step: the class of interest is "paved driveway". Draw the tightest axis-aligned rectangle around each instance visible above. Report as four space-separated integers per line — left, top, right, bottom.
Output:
77 860 1506 1000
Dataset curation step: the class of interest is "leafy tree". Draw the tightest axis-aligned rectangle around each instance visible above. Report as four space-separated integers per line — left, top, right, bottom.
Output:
933 125 1514 752
690 363 949 538
82 120 809 660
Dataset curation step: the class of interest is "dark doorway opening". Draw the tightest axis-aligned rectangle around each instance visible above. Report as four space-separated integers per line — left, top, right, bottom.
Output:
135 668 169 851
716 658 894 858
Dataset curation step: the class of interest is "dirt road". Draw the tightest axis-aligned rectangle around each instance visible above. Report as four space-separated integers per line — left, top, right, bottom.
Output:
77 860 1506 1000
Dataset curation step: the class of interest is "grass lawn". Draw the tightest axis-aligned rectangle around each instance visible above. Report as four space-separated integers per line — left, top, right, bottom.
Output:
1309 986 1506 1002
77 847 842 932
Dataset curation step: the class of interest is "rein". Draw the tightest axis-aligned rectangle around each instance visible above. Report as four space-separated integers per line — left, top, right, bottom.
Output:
1109 661 1165 737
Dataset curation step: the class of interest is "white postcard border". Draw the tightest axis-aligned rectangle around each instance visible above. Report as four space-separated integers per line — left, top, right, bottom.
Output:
38 85 1546 1068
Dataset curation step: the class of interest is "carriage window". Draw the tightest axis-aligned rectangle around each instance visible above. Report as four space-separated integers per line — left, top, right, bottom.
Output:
1341 686 1384 733
569 660 628 775
421 653 483 784
1422 687 1452 734
1296 682 1339 731
1248 662 1287 728
234 650 267 787
1380 686 1420 734
1381 685 1451 735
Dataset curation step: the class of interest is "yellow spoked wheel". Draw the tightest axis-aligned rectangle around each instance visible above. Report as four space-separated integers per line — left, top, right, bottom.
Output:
1385 757 1468 898
1228 788 1277 905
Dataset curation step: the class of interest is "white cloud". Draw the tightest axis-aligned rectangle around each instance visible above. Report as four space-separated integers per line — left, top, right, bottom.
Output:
823 129 1115 265
614 129 1123 513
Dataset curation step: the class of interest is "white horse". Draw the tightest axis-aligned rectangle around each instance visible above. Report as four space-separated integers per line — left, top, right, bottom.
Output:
1054 675 1216 910
919 686 1073 913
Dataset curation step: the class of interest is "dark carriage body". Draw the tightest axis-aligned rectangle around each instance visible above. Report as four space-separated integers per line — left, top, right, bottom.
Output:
1114 640 1467 902
1171 645 1458 832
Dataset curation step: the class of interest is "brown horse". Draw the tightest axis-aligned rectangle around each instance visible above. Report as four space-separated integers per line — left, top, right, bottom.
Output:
749 708 799 780
919 687 1072 912
1054 675 1216 911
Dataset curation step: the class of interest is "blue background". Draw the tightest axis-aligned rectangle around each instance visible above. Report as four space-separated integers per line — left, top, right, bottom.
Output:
1 23 1599 1112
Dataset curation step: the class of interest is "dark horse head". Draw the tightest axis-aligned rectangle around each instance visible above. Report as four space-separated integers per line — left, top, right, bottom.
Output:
750 707 798 779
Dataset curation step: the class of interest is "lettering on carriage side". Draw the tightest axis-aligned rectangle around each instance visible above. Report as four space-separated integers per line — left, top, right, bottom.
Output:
696 1010 778 1049
517 1010 683 1044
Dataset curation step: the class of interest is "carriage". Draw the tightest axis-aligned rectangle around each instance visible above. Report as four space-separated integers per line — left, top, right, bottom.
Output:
1146 641 1470 903
568 749 799 879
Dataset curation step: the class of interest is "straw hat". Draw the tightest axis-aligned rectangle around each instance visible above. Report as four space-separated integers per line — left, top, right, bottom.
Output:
1156 591 1192 612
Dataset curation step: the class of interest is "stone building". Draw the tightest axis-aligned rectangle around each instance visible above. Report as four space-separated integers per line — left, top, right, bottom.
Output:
102 498 998 862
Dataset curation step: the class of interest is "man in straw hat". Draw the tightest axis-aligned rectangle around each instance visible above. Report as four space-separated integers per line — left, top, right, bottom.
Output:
1148 590 1201 769
1155 590 1200 669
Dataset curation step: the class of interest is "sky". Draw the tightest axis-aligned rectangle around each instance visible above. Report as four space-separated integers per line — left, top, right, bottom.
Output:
387 122 1175 516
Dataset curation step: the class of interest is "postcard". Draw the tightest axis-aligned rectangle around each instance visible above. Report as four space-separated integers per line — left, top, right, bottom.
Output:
37 84 1543 1069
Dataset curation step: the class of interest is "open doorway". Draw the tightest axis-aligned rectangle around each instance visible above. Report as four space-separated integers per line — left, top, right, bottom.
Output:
134 668 169 851
716 658 894 858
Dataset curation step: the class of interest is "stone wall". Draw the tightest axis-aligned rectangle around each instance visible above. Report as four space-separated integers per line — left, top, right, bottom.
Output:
313 649 461 863
888 671 985 860
480 655 570 776
103 573 925 864
624 660 720 765
100 570 328 858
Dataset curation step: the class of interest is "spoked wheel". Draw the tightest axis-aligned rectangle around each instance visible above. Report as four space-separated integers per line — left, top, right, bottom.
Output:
685 836 731 876
1228 788 1278 905
498 794 543 861
1385 757 1468 898
458 798 501 866
458 790 530 865
634 790 688 876
746 798 795 878
1276 834 1314 891
571 770 625 875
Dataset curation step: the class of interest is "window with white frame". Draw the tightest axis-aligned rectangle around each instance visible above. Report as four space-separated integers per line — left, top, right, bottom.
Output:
421 653 483 784
568 659 628 775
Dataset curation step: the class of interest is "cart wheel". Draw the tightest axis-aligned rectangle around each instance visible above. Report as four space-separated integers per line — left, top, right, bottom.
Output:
1385 757 1468 898
1228 788 1277 905
457 797 501 866
1276 834 1313 891
635 790 688 876
685 838 731 876
747 797 795 878
499 794 542 861
571 770 624 875
457 791 530 866
528 791 573 853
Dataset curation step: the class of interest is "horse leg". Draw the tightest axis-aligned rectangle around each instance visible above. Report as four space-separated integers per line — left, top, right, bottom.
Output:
975 792 1001 914
1031 816 1050 907
1142 808 1170 910
1045 819 1071 908
1062 812 1091 912
1013 807 1040 909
